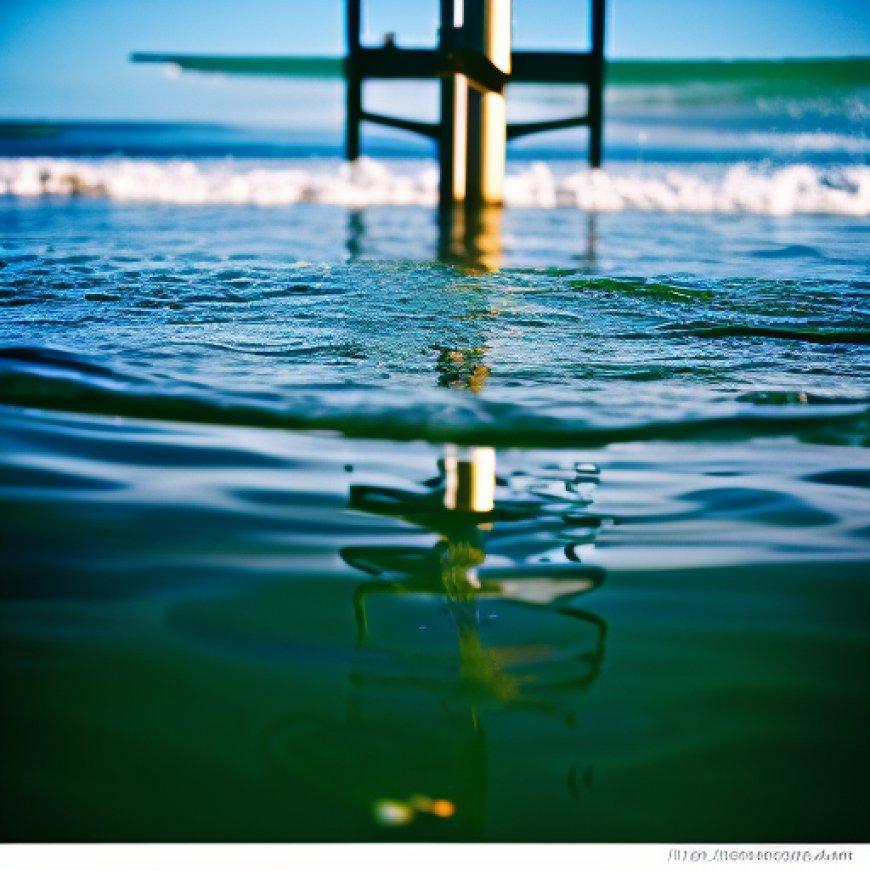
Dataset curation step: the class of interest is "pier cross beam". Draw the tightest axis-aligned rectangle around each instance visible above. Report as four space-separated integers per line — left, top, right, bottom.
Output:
344 0 606 206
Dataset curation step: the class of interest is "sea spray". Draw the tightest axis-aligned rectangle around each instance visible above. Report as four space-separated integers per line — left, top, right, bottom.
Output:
3 156 869 215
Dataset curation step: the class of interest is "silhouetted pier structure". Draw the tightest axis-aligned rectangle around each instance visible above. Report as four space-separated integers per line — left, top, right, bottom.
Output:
346 0 605 205
132 0 606 207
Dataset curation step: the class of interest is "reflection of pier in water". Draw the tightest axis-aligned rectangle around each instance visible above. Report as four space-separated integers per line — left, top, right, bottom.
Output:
346 204 598 271
337 228 608 834
337 444 610 836
265 228 608 837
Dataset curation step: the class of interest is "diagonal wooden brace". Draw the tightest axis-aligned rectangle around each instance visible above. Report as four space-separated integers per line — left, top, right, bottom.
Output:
438 47 510 95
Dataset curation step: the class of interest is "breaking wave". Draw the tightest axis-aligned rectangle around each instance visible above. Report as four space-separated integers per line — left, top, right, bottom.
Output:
2 157 869 216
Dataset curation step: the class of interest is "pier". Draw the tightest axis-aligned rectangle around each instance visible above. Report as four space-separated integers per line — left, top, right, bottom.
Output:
345 0 605 205
132 0 607 208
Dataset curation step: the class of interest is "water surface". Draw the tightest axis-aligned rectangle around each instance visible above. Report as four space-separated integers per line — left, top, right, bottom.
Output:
1 121 869 843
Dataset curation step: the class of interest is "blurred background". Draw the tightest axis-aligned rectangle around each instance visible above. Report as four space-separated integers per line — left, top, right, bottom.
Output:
1 0 868 134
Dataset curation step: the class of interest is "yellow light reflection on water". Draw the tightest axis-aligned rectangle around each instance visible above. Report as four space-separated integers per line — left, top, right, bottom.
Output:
372 796 456 826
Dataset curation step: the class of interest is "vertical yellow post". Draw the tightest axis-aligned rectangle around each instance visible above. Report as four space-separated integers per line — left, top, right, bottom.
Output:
440 0 468 204
452 75 469 202
465 0 511 206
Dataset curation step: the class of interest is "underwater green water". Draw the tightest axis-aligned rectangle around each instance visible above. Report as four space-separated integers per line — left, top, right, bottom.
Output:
1 200 868 841
2 412 868 842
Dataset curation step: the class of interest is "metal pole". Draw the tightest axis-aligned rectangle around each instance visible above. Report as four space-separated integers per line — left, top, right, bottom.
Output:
588 0 605 168
464 0 511 206
346 0 362 161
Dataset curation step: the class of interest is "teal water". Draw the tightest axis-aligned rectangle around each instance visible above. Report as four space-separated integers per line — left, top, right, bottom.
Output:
1 187 869 841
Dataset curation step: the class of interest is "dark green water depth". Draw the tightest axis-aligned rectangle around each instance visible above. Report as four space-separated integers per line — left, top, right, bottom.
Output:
2 412 867 841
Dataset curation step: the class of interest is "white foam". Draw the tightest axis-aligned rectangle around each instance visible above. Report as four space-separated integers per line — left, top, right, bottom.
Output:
1 156 868 216
747 131 870 155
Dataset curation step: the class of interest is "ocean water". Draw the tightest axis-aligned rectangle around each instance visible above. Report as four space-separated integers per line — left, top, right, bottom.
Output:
1 64 870 842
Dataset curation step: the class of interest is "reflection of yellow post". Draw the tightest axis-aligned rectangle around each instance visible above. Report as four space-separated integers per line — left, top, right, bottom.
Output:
443 445 496 513
465 204 502 271
438 203 503 271
465 0 511 206
440 445 507 694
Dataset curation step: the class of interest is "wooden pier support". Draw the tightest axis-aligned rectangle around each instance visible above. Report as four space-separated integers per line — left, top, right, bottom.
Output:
343 0 606 205
133 1 607 197
464 0 511 206
439 0 468 204
345 0 362 161
588 0 606 168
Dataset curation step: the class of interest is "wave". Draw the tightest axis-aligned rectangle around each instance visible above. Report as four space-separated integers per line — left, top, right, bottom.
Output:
658 324 870 345
2 157 869 215
1 347 867 450
594 58 870 117
610 57 870 90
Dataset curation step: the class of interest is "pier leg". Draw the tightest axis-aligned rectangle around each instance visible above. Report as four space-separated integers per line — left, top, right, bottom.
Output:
346 0 362 161
346 74 362 161
588 0 605 168
464 0 511 206
440 0 468 204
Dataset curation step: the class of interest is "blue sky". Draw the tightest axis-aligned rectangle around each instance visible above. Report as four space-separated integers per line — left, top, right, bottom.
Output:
1 0 868 123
